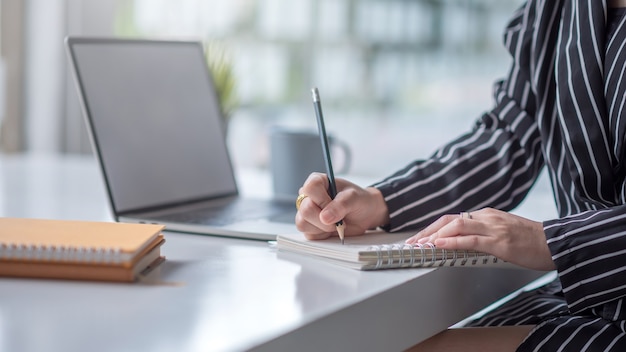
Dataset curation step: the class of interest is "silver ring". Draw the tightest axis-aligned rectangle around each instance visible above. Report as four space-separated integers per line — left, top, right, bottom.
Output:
460 211 472 220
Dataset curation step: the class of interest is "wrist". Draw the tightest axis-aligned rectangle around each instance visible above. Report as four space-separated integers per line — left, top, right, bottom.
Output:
365 187 390 230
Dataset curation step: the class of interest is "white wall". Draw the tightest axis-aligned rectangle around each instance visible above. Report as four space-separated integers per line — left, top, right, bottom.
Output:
24 0 65 153
23 0 118 154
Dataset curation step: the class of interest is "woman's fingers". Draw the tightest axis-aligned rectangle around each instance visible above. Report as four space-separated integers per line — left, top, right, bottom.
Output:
407 208 555 271
296 172 390 240
296 172 358 239
433 233 489 252
424 214 484 243
299 173 332 208
405 213 471 244
295 191 337 238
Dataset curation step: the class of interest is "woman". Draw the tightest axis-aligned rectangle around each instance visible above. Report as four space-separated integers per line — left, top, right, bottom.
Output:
296 1 626 350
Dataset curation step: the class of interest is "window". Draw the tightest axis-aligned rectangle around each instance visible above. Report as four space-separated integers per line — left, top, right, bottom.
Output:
120 0 523 176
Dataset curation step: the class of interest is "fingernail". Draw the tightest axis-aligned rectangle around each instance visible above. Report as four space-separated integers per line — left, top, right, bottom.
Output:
434 238 447 246
417 237 429 244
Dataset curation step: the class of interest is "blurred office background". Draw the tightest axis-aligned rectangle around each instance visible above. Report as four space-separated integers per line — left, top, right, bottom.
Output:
1 0 555 218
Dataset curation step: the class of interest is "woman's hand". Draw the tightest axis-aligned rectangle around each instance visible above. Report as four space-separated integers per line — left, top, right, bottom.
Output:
295 172 390 240
406 208 555 271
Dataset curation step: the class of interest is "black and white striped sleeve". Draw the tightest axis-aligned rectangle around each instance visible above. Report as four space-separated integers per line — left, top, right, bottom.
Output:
544 207 626 314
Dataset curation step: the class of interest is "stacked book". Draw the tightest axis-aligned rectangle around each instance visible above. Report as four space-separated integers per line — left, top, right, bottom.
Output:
0 217 165 282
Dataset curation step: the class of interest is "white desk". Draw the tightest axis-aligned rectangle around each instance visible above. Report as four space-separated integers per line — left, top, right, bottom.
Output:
0 154 546 352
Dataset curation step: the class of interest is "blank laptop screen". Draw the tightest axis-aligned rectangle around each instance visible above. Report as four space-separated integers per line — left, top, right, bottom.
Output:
68 39 237 214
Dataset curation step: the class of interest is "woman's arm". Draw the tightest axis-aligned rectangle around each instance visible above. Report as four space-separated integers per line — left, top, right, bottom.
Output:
544 206 626 314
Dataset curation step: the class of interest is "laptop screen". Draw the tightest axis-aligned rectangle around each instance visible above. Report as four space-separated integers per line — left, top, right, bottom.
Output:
67 38 238 214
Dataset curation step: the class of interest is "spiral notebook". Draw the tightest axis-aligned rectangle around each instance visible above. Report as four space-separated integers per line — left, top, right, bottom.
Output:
0 217 166 282
277 232 512 270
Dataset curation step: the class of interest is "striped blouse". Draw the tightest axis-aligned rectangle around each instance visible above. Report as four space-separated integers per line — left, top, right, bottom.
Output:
373 1 626 350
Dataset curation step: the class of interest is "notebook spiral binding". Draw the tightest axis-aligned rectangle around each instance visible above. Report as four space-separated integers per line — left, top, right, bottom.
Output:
367 243 499 270
0 243 128 264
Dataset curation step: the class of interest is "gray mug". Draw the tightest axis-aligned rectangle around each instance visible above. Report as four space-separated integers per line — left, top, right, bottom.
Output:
270 127 351 201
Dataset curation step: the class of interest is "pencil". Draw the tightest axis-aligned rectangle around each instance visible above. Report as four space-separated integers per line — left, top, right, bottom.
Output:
311 87 346 244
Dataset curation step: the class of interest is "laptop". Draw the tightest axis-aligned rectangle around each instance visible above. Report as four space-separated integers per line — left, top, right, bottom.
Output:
65 37 298 241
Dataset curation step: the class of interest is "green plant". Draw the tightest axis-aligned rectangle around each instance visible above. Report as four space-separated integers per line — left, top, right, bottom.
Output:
205 41 238 124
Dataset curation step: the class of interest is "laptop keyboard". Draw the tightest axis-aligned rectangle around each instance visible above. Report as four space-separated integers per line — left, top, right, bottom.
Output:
157 198 296 226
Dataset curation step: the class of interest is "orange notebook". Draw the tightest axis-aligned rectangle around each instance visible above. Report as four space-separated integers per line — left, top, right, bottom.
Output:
0 217 166 282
